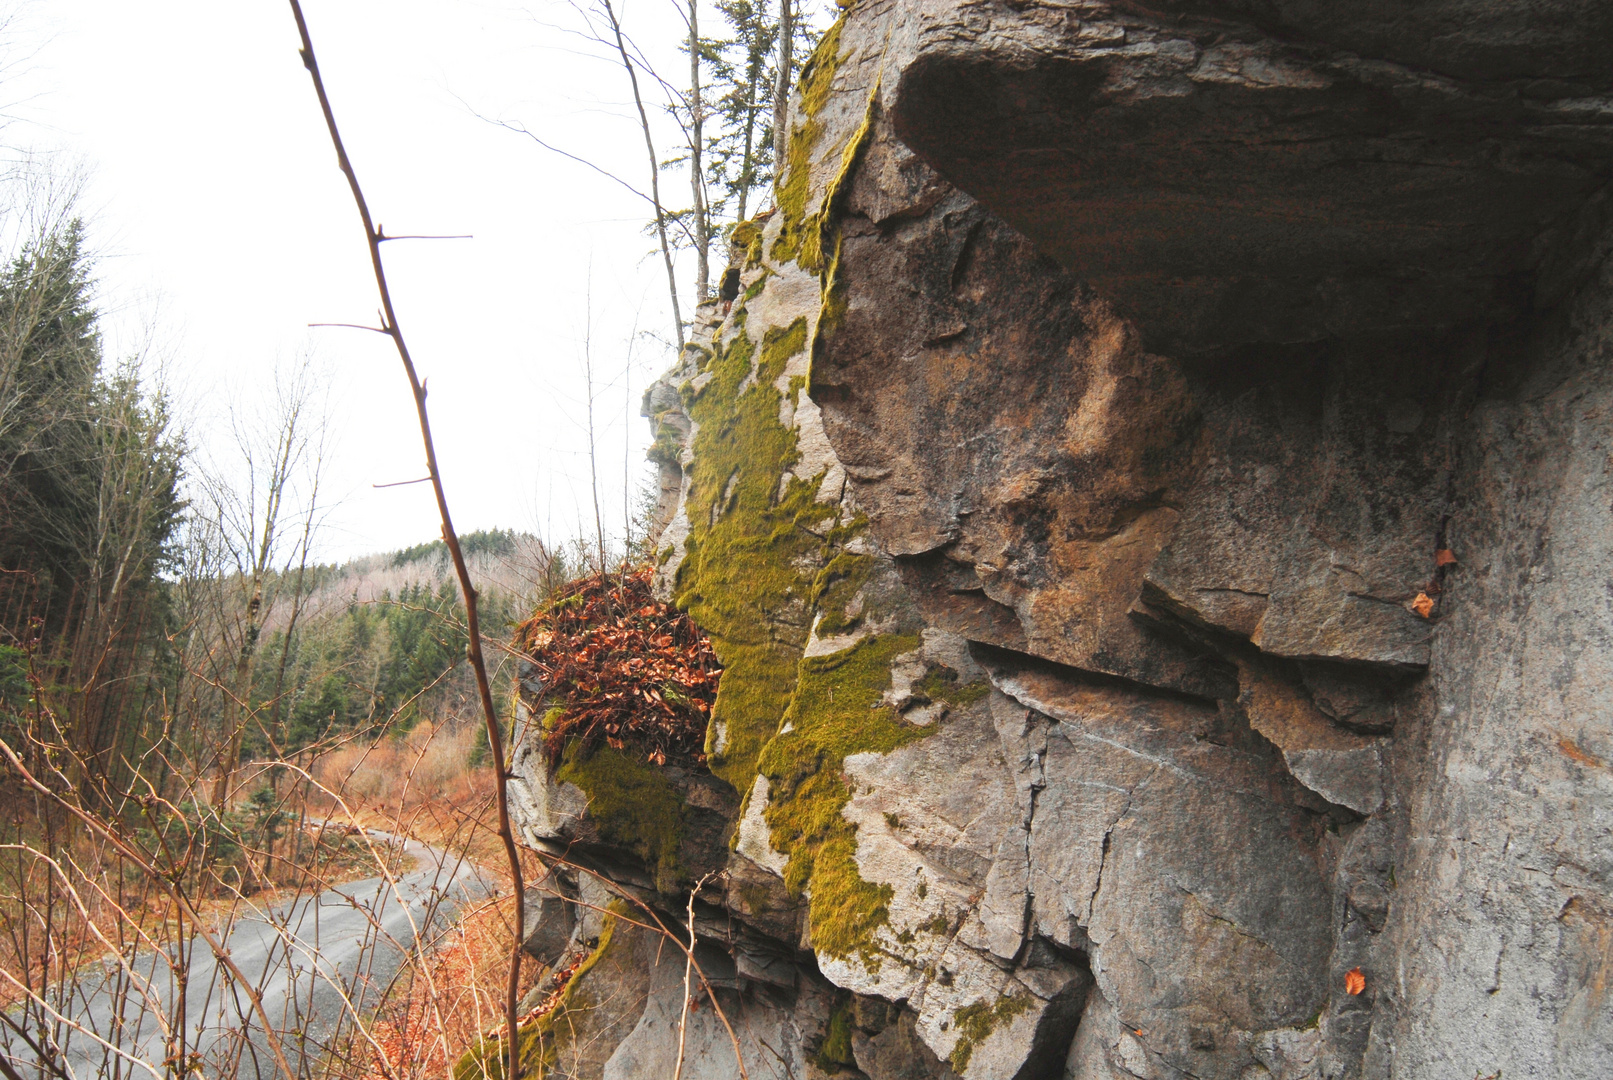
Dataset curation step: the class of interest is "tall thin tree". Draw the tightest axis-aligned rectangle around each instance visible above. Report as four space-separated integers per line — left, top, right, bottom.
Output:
686 0 711 300
600 0 687 350
772 0 794 174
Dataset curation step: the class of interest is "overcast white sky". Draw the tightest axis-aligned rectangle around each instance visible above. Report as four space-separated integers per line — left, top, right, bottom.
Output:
7 0 722 561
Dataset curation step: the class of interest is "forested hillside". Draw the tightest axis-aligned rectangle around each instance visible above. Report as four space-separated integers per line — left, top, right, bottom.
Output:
0 217 184 797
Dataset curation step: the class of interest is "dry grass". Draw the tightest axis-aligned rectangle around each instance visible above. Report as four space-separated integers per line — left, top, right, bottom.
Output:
347 891 539 1080
300 721 547 1079
308 720 511 867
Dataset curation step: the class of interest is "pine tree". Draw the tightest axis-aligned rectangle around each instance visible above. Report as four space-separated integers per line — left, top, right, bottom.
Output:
708 0 779 224
0 218 186 790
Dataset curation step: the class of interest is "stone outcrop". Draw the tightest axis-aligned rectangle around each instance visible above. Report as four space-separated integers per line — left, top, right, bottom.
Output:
507 1 1613 1077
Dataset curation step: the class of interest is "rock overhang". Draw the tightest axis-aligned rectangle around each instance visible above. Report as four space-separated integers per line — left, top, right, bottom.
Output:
886 0 1613 353
1125 0 1613 88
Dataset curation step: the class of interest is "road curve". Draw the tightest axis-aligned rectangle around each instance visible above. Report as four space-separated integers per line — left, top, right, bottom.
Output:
1 831 492 1080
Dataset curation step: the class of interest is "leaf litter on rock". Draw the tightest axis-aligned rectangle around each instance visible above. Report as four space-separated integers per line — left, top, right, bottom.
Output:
516 566 721 769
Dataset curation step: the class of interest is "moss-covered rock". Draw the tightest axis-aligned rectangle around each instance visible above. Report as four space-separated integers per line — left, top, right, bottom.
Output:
948 994 1033 1074
554 742 686 893
672 316 834 793
770 17 847 272
759 632 928 963
452 903 622 1080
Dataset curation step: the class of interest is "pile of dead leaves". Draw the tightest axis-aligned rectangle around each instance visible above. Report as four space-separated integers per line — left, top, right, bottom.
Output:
516 566 720 768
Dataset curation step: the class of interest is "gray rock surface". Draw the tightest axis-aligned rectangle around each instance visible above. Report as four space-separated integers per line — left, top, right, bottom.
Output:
505 0 1612 1076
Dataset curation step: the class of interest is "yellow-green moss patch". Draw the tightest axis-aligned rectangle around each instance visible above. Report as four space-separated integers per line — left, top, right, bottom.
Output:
817 994 857 1071
771 17 847 271
914 665 990 708
810 550 875 637
556 742 685 892
674 316 835 793
949 994 1033 1074
758 632 926 962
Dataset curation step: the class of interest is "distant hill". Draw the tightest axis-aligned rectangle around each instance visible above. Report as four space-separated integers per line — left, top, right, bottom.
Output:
247 529 557 755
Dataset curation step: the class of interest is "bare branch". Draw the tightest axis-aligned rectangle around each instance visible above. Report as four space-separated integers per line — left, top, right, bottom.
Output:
285 8 528 1079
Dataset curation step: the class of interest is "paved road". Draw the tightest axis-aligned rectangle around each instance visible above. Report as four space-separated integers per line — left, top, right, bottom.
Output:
0 832 490 1080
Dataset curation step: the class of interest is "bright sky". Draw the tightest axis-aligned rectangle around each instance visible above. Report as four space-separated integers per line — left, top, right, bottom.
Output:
8 0 718 561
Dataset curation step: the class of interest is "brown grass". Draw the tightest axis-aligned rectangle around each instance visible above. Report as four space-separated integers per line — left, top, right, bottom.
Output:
346 891 540 1080
308 720 510 867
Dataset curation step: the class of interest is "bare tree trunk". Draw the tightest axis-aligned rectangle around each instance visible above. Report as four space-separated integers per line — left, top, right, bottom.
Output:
268 448 325 740
772 0 794 179
688 0 710 300
208 360 315 809
600 0 686 350
214 579 262 809
737 86 758 221
582 282 608 575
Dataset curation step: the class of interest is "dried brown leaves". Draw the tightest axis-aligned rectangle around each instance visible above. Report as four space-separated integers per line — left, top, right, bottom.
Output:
517 567 721 768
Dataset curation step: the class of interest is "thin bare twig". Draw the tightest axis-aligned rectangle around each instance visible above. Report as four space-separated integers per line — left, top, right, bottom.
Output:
307 322 391 334
0 737 301 1080
285 6 527 1079
670 871 714 1080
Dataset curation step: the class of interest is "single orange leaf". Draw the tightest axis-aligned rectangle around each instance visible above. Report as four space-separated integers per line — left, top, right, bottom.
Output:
1435 548 1458 566
1344 967 1366 995
1410 592 1435 618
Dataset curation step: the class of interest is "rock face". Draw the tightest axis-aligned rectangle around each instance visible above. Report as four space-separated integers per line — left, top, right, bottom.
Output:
507 1 1613 1077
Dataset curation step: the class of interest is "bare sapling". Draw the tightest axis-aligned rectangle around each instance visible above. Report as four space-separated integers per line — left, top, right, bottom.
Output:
285 5 527 1078
598 0 687 349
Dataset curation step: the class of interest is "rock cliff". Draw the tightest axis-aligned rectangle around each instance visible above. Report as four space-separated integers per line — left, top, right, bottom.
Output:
507 2 1613 1077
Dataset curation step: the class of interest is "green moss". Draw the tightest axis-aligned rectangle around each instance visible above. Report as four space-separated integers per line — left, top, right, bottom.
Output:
673 313 837 794
732 219 766 269
556 742 685 892
453 904 622 1080
648 423 683 468
760 317 810 382
818 994 857 1071
758 632 926 962
949 994 1033 1074
731 218 762 250
810 551 875 637
914 666 990 708
736 879 774 915
771 18 846 270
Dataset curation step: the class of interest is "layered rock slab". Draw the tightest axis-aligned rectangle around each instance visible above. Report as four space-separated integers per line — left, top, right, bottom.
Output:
886 0 1613 353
